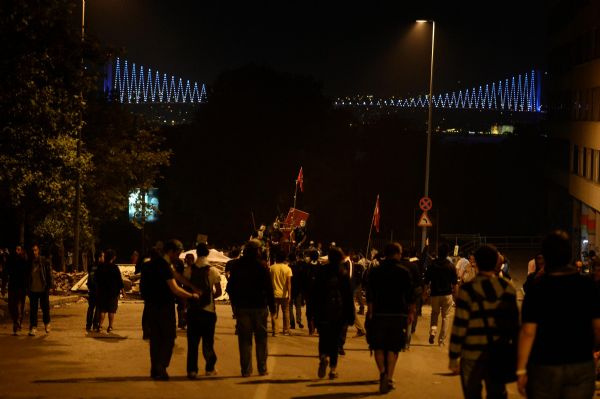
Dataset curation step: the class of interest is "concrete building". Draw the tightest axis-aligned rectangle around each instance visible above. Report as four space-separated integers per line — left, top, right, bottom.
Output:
548 0 600 258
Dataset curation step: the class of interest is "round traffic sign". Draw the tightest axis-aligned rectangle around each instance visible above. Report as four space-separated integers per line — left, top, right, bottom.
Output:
419 197 432 211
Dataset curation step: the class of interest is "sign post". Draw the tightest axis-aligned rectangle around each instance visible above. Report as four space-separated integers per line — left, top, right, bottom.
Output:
418 197 433 247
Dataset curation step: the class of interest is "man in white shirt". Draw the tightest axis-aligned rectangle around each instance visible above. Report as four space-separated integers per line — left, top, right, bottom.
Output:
270 252 293 336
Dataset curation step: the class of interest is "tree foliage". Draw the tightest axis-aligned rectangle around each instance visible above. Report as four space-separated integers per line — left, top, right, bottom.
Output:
0 0 171 250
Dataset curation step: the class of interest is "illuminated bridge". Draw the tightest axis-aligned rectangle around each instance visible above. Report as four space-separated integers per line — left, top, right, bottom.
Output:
335 70 542 113
105 58 542 114
105 57 208 104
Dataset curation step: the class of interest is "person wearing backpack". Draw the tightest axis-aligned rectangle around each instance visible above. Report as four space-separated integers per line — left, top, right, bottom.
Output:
307 247 355 380
183 243 222 379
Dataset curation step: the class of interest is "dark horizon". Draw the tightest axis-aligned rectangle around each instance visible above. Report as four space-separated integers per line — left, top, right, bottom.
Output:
86 1 547 98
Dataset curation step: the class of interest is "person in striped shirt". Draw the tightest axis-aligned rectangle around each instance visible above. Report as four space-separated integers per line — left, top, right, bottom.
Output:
448 244 519 399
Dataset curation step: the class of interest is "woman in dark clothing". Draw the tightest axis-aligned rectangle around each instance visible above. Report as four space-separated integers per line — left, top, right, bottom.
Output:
96 249 124 333
307 247 355 380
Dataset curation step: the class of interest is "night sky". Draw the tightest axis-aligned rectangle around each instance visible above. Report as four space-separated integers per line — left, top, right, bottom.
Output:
86 1 546 98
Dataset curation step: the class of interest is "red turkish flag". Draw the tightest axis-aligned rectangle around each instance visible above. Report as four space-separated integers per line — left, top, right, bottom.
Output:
373 195 380 233
296 167 304 192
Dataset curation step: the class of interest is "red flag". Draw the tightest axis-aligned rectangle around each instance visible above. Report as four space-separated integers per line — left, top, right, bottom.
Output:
373 195 380 233
296 167 304 192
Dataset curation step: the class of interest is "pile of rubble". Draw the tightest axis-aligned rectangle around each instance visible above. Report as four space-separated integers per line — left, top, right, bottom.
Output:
52 271 87 295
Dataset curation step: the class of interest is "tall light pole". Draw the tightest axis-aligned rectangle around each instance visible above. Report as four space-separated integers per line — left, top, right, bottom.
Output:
417 19 435 252
73 0 85 271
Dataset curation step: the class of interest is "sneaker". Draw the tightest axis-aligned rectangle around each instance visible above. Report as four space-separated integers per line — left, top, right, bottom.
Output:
298 323 304 329
152 372 169 381
187 372 197 379
379 373 390 394
106 326 113 333
318 358 328 379
428 333 435 344
45 324 51 334
259 370 269 376
388 379 396 391
28 327 37 336
205 370 218 376
328 371 338 380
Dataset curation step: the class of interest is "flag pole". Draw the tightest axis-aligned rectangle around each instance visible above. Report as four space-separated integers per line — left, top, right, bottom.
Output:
365 206 375 262
293 180 298 212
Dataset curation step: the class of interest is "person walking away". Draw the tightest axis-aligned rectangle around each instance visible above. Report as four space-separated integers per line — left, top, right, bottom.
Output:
96 249 124 333
307 247 355 380
175 254 194 330
303 249 321 335
27 244 53 336
86 251 103 332
183 243 222 379
1 245 28 335
522 254 544 295
288 251 305 329
367 243 416 394
140 239 200 380
425 243 458 346
270 251 293 336
517 230 600 398
225 247 241 323
226 240 275 377
352 255 366 315
400 247 424 350
339 254 366 353
448 245 519 399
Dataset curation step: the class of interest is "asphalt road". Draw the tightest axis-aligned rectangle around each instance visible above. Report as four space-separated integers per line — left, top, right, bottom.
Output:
0 299 523 399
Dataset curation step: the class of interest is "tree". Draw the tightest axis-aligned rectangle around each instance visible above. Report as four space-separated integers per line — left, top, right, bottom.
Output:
83 99 171 254
0 0 96 251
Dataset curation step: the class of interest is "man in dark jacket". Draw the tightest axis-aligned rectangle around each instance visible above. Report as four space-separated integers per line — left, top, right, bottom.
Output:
140 239 200 380
226 239 275 377
86 251 103 332
308 247 355 380
367 243 416 393
27 244 54 336
1 245 29 335
424 243 457 346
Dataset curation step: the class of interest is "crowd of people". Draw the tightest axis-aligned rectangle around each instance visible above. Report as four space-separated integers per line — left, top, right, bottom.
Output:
1 229 599 398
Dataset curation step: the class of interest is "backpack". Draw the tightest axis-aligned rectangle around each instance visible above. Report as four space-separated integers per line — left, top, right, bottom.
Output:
188 266 212 311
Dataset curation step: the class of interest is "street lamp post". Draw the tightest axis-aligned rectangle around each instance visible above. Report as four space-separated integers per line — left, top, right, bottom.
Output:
73 0 85 271
417 19 435 252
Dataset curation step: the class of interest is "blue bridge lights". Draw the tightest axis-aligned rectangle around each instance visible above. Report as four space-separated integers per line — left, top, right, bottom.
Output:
335 70 542 113
112 58 207 104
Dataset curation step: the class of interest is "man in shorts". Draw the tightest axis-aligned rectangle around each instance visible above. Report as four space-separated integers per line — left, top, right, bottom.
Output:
366 243 416 394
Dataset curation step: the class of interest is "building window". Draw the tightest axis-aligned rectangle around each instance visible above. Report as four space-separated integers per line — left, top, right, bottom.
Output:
594 150 600 183
593 88 600 121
